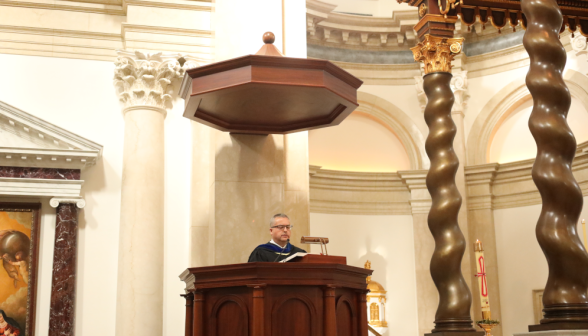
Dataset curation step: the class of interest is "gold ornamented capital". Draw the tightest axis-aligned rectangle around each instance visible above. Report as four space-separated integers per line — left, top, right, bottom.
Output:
410 35 464 74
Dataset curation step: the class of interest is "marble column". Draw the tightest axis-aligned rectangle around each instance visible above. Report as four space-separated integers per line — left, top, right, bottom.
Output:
399 170 435 336
48 197 85 336
113 50 193 336
465 164 502 336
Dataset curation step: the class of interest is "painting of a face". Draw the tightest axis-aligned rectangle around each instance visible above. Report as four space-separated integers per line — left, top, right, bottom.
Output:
0 204 41 336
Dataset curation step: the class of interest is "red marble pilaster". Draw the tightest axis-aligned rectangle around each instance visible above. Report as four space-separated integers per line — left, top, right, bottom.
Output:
48 203 79 336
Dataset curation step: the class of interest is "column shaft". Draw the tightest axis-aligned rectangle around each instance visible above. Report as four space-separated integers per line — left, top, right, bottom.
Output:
193 291 204 336
324 286 337 336
251 285 265 336
116 107 165 336
522 0 588 329
424 72 474 332
182 293 194 336
48 203 79 336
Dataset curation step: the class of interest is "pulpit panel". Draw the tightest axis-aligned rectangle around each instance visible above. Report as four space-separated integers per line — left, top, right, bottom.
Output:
208 291 250 336
270 287 321 336
336 292 358 336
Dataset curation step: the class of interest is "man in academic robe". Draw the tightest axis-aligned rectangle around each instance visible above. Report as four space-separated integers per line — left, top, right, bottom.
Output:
248 213 306 262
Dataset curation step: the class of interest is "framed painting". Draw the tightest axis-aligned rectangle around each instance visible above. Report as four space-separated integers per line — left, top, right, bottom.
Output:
0 203 41 336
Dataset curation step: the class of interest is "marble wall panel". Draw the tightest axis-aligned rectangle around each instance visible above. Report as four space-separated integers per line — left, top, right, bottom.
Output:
0 166 80 179
190 226 209 267
213 181 284 265
285 189 310 250
215 133 285 184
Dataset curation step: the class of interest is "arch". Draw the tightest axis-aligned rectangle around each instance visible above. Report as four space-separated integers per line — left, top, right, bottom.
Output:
271 293 318 335
356 91 428 169
336 295 358 336
210 295 249 336
466 69 588 165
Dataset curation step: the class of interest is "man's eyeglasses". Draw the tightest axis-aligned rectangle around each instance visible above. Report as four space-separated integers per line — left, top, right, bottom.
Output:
271 225 294 231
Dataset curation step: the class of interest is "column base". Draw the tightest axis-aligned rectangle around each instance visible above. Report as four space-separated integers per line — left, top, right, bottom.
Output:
528 323 588 332
517 330 588 336
426 332 485 336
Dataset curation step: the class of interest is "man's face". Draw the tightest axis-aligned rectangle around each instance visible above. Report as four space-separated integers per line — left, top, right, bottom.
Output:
270 217 291 243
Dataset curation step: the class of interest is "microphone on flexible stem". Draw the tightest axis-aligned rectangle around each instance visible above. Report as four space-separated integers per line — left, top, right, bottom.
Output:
273 239 290 262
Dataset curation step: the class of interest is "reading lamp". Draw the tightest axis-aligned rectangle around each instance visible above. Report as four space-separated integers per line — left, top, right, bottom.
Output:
301 236 330 255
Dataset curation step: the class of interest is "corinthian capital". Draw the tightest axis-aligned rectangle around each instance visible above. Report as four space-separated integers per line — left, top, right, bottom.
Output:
410 35 464 74
113 50 199 112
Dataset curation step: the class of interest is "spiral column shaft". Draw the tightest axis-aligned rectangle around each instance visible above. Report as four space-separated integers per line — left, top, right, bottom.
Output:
522 0 588 330
423 72 475 333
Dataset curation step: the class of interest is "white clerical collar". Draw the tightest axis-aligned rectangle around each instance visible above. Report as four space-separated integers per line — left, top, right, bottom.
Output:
270 239 287 248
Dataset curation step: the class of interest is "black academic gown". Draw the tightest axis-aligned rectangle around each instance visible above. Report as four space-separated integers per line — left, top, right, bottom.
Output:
247 242 306 262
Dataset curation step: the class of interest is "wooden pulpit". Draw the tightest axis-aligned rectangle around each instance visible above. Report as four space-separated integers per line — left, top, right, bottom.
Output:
179 255 372 336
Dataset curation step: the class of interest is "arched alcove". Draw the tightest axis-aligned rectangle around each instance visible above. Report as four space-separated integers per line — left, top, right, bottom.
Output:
309 111 411 172
467 69 588 165
489 96 588 163
309 92 426 172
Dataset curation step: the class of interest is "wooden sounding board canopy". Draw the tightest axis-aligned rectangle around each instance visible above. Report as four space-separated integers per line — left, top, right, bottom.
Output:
179 256 372 336
179 32 363 135
400 0 588 36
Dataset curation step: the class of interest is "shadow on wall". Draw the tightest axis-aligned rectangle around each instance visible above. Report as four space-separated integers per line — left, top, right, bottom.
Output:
358 235 387 290
214 133 285 264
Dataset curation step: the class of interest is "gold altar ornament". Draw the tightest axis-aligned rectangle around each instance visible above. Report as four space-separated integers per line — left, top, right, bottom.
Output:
410 35 464 74
364 261 388 329
477 320 500 336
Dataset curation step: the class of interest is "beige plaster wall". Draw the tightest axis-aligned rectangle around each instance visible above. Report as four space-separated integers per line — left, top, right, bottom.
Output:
360 84 428 139
0 53 193 336
310 212 419 336
318 0 408 17
489 97 588 163
0 54 125 336
309 112 411 172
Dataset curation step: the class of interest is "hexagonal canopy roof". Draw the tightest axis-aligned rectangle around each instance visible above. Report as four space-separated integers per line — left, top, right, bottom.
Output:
179 35 363 135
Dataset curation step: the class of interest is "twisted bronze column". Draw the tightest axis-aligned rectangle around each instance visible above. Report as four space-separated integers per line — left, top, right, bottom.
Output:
522 0 588 330
411 36 480 335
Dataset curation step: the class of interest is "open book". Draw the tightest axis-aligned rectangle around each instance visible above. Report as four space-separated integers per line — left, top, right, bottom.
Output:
279 252 307 263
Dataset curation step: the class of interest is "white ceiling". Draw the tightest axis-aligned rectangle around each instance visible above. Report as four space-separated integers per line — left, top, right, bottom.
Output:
320 0 410 17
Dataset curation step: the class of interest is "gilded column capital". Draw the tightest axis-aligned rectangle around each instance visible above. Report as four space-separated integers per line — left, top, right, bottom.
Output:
113 50 199 113
410 35 464 74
